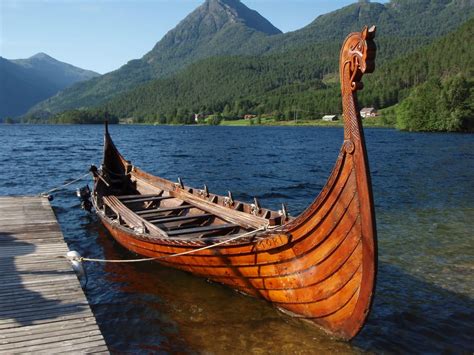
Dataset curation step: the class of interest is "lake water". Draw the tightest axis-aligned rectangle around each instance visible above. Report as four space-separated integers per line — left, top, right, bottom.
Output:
0 124 473 353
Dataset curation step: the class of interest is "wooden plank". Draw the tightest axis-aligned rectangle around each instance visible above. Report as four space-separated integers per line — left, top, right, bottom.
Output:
0 283 81 297
0 334 106 353
116 193 162 199
148 213 212 224
0 196 108 353
0 324 101 346
0 233 65 244
171 188 269 229
1 259 69 270
0 317 98 337
0 278 81 294
0 328 103 350
75 345 109 354
0 307 94 329
0 294 88 313
0 275 77 288
0 244 69 255
135 204 192 215
0 293 84 310
1 275 78 289
0 313 97 331
0 222 60 234
121 195 172 204
40 339 109 354
103 195 168 238
167 223 239 236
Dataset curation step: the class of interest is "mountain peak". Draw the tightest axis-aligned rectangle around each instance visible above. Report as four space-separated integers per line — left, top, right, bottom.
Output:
201 0 281 35
207 0 240 4
30 52 54 60
144 0 281 68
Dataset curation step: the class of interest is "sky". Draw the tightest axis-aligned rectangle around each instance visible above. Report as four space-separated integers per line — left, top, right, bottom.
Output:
1 0 388 74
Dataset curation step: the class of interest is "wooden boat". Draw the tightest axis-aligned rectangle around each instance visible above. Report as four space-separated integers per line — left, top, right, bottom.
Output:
91 26 378 340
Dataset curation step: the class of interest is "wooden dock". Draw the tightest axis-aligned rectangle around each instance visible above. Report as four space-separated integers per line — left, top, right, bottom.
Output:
0 196 108 354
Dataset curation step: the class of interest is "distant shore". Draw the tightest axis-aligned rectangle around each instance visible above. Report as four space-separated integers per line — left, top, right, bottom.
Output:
218 117 392 128
1 117 393 129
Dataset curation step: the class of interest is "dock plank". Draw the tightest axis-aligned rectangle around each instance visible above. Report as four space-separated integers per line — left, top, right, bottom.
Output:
0 196 108 353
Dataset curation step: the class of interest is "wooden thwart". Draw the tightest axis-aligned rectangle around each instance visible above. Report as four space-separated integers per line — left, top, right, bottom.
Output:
171 189 270 229
103 195 168 238
120 195 172 204
148 213 212 224
167 223 239 236
135 204 192 215
117 193 162 200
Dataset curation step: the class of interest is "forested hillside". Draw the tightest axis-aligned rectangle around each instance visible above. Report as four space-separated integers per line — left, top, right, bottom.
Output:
360 18 474 108
28 0 474 116
96 17 473 131
101 43 337 122
360 18 474 131
393 75 474 131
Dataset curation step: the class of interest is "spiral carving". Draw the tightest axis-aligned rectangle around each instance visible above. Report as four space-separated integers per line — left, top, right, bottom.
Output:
344 140 355 154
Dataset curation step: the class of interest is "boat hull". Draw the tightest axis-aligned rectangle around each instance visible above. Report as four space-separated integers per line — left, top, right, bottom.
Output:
96 141 374 340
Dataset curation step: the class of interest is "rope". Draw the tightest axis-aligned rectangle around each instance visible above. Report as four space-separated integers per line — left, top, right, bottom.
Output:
39 172 90 196
68 226 269 264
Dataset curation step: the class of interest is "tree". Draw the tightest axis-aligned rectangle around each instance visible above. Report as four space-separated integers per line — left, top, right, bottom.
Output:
396 75 474 132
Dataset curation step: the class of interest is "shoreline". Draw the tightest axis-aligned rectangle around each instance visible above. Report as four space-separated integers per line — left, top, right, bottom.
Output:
218 118 392 128
3 121 473 133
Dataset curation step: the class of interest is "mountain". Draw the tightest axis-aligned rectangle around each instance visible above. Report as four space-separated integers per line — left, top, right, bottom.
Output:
29 0 282 115
0 57 60 119
292 0 474 41
0 53 99 118
30 0 474 116
97 17 473 128
145 0 281 69
12 53 98 88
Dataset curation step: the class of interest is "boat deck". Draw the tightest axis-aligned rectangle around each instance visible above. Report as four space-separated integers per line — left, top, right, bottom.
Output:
101 193 256 239
0 196 108 354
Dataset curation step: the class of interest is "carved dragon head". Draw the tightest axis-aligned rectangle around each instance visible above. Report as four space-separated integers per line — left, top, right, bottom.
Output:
340 26 376 92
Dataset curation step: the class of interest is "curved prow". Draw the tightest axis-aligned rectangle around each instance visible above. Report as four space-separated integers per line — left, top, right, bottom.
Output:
280 26 377 340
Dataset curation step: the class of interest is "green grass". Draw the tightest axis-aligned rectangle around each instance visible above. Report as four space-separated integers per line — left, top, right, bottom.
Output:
220 117 392 127
219 119 251 126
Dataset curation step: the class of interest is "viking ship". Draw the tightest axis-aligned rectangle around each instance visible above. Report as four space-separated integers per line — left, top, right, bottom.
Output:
90 26 378 340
